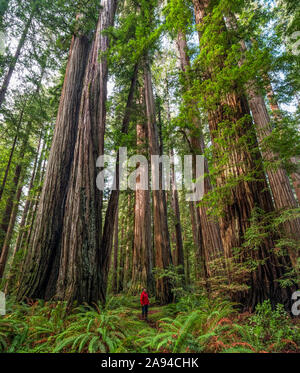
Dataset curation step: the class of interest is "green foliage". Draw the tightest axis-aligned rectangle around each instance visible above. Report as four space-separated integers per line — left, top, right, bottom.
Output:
153 265 186 300
0 293 299 353
53 304 127 353
227 300 300 352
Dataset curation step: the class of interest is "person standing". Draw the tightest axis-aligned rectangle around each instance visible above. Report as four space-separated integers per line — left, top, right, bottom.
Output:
140 288 149 320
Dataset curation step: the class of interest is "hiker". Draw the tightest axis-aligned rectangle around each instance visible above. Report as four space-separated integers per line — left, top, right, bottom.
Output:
140 288 149 320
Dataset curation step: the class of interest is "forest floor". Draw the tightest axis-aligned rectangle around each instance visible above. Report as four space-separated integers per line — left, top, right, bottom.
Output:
1 293 300 353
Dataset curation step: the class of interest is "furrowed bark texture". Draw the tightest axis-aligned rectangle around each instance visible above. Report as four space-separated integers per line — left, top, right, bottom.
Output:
144 58 173 304
17 32 91 300
131 93 154 293
55 0 118 303
225 13 300 266
176 30 223 276
170 148 184 275
111 207 119 294
192 0 295 311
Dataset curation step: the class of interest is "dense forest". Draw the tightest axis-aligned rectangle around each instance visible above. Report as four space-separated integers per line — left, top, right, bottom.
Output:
0 0 299 354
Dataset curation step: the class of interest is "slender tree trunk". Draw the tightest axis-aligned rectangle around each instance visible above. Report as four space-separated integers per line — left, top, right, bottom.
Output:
118 214 126 293
16 28 92 300
189 201 202 280
192 0 295 311
20 133 47 260
124 225 133 292
0 125 30 252
120 194 133 291
0 107 24 203
111 206 119 294
184 231 191 285
4 138 44 292
0 11 34 109
144 57 173 304
0 181 23 278
11 135 42 260
170 149 184 276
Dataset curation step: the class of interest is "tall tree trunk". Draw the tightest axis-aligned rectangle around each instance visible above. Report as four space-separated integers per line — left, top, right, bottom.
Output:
170 148 184 276
124 224 133 292
144 57 173 304
111 207 119 294
120 193 133 292
265 79 300 205
0 11 34 109
192 0 295 311
0 181 23 278
189 201 200 278
247 88 300 265
16 28 92 300
4 137 44 292
99 63 138 300
0 106 24 203
131 96 154 293
0 125 30 252
20 132 48 260
225 13 300 266
55 0 118 303
118 214 126 293
176 30 223 276
11 135 42 259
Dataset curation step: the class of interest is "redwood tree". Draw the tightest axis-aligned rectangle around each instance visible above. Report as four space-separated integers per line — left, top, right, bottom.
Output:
192 0 295 311
131 90 154 293
144 57 173 304
17 24 92 300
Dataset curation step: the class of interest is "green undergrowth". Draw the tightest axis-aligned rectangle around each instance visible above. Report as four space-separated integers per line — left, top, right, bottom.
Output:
0 293 299 353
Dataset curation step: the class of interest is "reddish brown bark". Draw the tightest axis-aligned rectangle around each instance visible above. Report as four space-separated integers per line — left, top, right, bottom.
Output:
248 89 300 265
111 207 119 294
16 29 92 300
176 30 223 276
55 1 118 303
118 212 126 293
0 181 23 278
144 58 173 304
170 149 184 275
224 13 300 266
131 97 154 293
192 0 295 311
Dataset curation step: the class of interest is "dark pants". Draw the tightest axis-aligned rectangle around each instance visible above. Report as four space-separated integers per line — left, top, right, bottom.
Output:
142 305 148 319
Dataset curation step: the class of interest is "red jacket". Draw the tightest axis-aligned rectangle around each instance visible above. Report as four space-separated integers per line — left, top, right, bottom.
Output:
140 291 149 306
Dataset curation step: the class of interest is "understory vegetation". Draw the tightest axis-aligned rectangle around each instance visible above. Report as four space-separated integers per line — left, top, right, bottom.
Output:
0 0 300 355
1 293 299 353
